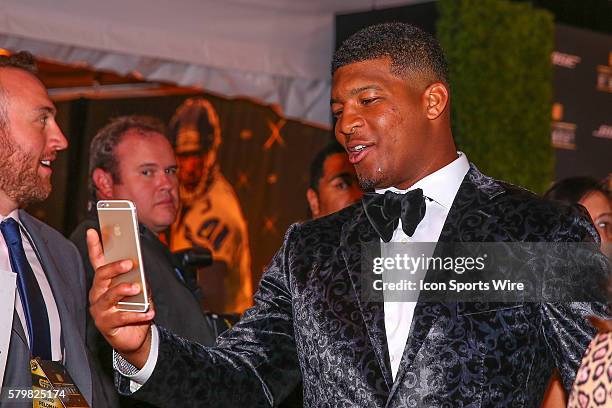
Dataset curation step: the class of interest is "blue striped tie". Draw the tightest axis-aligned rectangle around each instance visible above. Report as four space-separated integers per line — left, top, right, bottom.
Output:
1 217 52 360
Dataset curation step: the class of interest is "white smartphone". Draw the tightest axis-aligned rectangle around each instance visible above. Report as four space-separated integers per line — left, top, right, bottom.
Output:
96 200 149 312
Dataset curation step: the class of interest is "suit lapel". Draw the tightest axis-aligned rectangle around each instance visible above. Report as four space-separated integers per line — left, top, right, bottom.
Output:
388 165 506 400
11 309 28 346
437 164 505 243
18 211 93 404
19 212 73 314
340 203 394 391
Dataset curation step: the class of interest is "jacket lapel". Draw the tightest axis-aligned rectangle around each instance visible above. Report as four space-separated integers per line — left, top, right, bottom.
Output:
18 210 93 404
388 165 506 401
437 164 505 243
11 309 28 346
340 203 394 391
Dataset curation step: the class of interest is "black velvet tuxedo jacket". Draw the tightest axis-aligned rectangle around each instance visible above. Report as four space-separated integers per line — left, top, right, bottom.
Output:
122 166 607 407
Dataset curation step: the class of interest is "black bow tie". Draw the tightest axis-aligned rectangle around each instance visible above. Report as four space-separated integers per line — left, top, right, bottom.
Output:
363 189 427 242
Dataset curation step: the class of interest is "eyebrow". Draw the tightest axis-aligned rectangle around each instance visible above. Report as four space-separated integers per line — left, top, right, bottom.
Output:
35 106 56 116
137 163 160 168
138 163 178 170
329 172 356 182
330 84 383 105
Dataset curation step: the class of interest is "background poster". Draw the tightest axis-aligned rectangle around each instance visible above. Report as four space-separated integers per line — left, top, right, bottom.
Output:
29 92 330 293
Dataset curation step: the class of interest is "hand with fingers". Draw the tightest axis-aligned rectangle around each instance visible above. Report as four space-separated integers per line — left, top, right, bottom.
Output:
87 228 155 369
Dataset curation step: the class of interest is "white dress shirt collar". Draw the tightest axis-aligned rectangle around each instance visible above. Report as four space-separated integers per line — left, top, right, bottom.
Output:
375 152 470 209
0 209 22 224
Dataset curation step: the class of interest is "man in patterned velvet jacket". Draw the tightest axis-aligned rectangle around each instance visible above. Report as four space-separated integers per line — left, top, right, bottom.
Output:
87 23 607 407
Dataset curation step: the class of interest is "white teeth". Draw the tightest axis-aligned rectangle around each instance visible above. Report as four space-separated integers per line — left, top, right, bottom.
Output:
40 160 51 167
353 145 366 152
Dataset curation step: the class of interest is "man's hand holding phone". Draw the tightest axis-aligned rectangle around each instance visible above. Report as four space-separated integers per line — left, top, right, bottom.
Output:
87 228 154 369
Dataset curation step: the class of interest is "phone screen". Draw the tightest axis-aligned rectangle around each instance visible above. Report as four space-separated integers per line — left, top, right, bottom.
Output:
97 200 149 312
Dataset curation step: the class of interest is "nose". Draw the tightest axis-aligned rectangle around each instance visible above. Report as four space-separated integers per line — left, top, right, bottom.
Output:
336 106 364 139
177 156 198 174
158 171 177 191
50 121 68 151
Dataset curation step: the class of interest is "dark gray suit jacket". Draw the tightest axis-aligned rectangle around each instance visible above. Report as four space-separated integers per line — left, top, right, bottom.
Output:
3 210 95 407
121 166 608 407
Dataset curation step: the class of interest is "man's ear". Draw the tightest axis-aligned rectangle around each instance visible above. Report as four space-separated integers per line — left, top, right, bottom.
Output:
424 82 449 120
306 188 320 219
92 168 114 199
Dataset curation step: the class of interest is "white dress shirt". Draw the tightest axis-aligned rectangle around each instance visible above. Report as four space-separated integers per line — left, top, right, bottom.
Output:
120 153 470 387
0 210 63 361
377 152 469 379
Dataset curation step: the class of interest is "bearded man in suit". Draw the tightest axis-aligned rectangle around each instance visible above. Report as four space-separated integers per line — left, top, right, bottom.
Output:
0 51 100 406
87 23 607 407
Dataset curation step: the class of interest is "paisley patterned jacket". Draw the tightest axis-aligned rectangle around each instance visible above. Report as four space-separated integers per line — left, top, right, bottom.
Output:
121 165 607 407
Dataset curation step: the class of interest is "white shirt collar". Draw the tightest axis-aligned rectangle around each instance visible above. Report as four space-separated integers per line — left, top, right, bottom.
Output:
0 209 21 224
375 152 470 209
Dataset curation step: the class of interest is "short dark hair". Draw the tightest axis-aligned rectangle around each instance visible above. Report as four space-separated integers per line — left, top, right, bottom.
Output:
544 176 609 204
309 140 347 192
0 51 38 136
88 115 167 200
0 50 37 72
332 22 448 87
